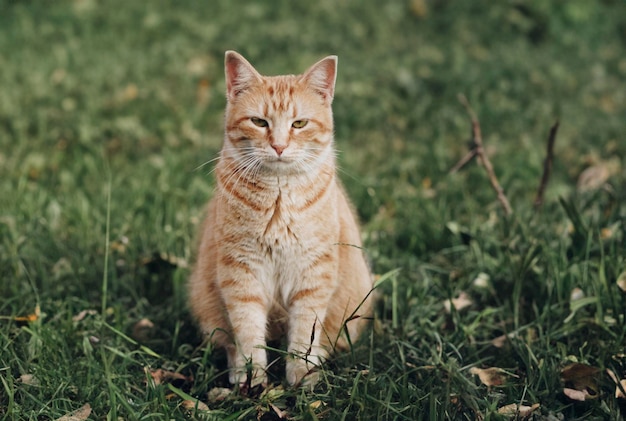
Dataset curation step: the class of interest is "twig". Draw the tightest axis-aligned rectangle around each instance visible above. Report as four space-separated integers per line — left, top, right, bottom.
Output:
449 149 478 174
457 94 513 216
533 121 560 209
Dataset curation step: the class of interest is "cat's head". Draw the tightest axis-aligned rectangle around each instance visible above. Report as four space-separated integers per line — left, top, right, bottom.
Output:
222 51 337 176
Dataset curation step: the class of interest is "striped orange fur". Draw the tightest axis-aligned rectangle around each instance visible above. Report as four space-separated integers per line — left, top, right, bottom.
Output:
188 51 374 388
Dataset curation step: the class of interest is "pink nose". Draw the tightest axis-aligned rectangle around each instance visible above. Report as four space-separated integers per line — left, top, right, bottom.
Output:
272 144 287 156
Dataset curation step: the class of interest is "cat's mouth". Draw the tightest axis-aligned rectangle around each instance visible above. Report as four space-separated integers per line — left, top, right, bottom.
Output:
267 156 291 164
263 156 301 172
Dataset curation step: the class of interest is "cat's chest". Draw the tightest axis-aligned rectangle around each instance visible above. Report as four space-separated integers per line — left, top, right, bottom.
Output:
260 181 336 247
261 190 308 245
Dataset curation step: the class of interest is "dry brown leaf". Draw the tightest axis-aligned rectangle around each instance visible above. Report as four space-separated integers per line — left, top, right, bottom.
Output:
497 403 540 418
147 368 191 386
577 164 610 192
472 272 490 288
470 367 517 387
19 374 39 386
181 399 210 411
13 305 40 323
563 387 590 401
443 292 472 313
606 369 626 399
561 363 600 386
601 226 616 240
72 309 97 322
491 334 508 348
614 380 626 399
270 403 288 419
560 363 600 400
54 403 92 421
309 400 324 410
207 387 232 402
132 318 155 342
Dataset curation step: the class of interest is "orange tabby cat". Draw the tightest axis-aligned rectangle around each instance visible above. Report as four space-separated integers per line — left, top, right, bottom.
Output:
188 51 373 387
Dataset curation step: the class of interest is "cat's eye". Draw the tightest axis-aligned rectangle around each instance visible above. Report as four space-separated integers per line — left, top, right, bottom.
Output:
251 117 268 127
292 120 308 129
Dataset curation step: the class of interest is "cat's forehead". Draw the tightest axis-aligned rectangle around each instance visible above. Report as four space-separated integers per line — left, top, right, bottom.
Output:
261 75 300 95
250 75 318 115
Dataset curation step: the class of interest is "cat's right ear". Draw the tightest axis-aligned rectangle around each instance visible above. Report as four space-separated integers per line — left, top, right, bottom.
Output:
225 51 261 101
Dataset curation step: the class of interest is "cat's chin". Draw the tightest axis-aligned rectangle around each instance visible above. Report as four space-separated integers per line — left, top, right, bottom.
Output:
262 158 297 170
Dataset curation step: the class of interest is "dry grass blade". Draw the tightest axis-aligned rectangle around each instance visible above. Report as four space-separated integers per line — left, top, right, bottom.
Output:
534 121 559 208
606 369 626 399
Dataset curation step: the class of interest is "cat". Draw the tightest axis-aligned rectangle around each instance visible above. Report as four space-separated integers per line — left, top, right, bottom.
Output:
188 51 374 388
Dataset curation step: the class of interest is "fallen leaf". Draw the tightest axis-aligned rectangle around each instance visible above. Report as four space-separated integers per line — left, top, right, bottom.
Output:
443 292 472 313
54 403 92 421
13 305 40 323
560 363 600 400
309 400 324 410
606 369 626 399
577 164 610 192
600 226 616 240
563 387 590 401
491 334 508 348
615 380 626 399
110 236 129 253
270 403 288 419
617 271 626 293
72 309 97 322
472 272 490 288
570 287 585 301
470 367 517 387
147 368 191 386
260 384 285 401
182 399 209 411
207 387 232 402
19 374 39 386
132 318 155 342
497 403 540 418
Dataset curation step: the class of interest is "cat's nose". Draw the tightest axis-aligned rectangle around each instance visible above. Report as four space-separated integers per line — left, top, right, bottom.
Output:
271 144 287 156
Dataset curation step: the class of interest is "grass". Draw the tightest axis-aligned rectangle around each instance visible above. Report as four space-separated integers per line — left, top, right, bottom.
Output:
1 0 625 419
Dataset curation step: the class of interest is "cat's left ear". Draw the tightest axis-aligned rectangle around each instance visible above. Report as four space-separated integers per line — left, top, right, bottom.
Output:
301 55 337 103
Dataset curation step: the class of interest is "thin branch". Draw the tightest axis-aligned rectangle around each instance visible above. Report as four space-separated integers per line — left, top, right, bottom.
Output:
457 94 513 216
449 149 478 174
533 121 560 209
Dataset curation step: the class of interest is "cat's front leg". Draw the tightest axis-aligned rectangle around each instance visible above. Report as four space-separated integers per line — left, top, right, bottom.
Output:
219 273 269 388
285 286 332 387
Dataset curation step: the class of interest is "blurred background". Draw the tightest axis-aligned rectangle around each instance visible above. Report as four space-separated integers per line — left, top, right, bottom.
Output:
2 0 624 291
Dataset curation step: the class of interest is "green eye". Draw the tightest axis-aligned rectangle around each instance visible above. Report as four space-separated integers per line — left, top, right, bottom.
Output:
292 119 308 129
251 117 268 127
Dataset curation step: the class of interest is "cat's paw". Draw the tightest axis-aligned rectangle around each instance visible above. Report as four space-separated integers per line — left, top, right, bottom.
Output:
286 357 320 389
229 366 267 389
